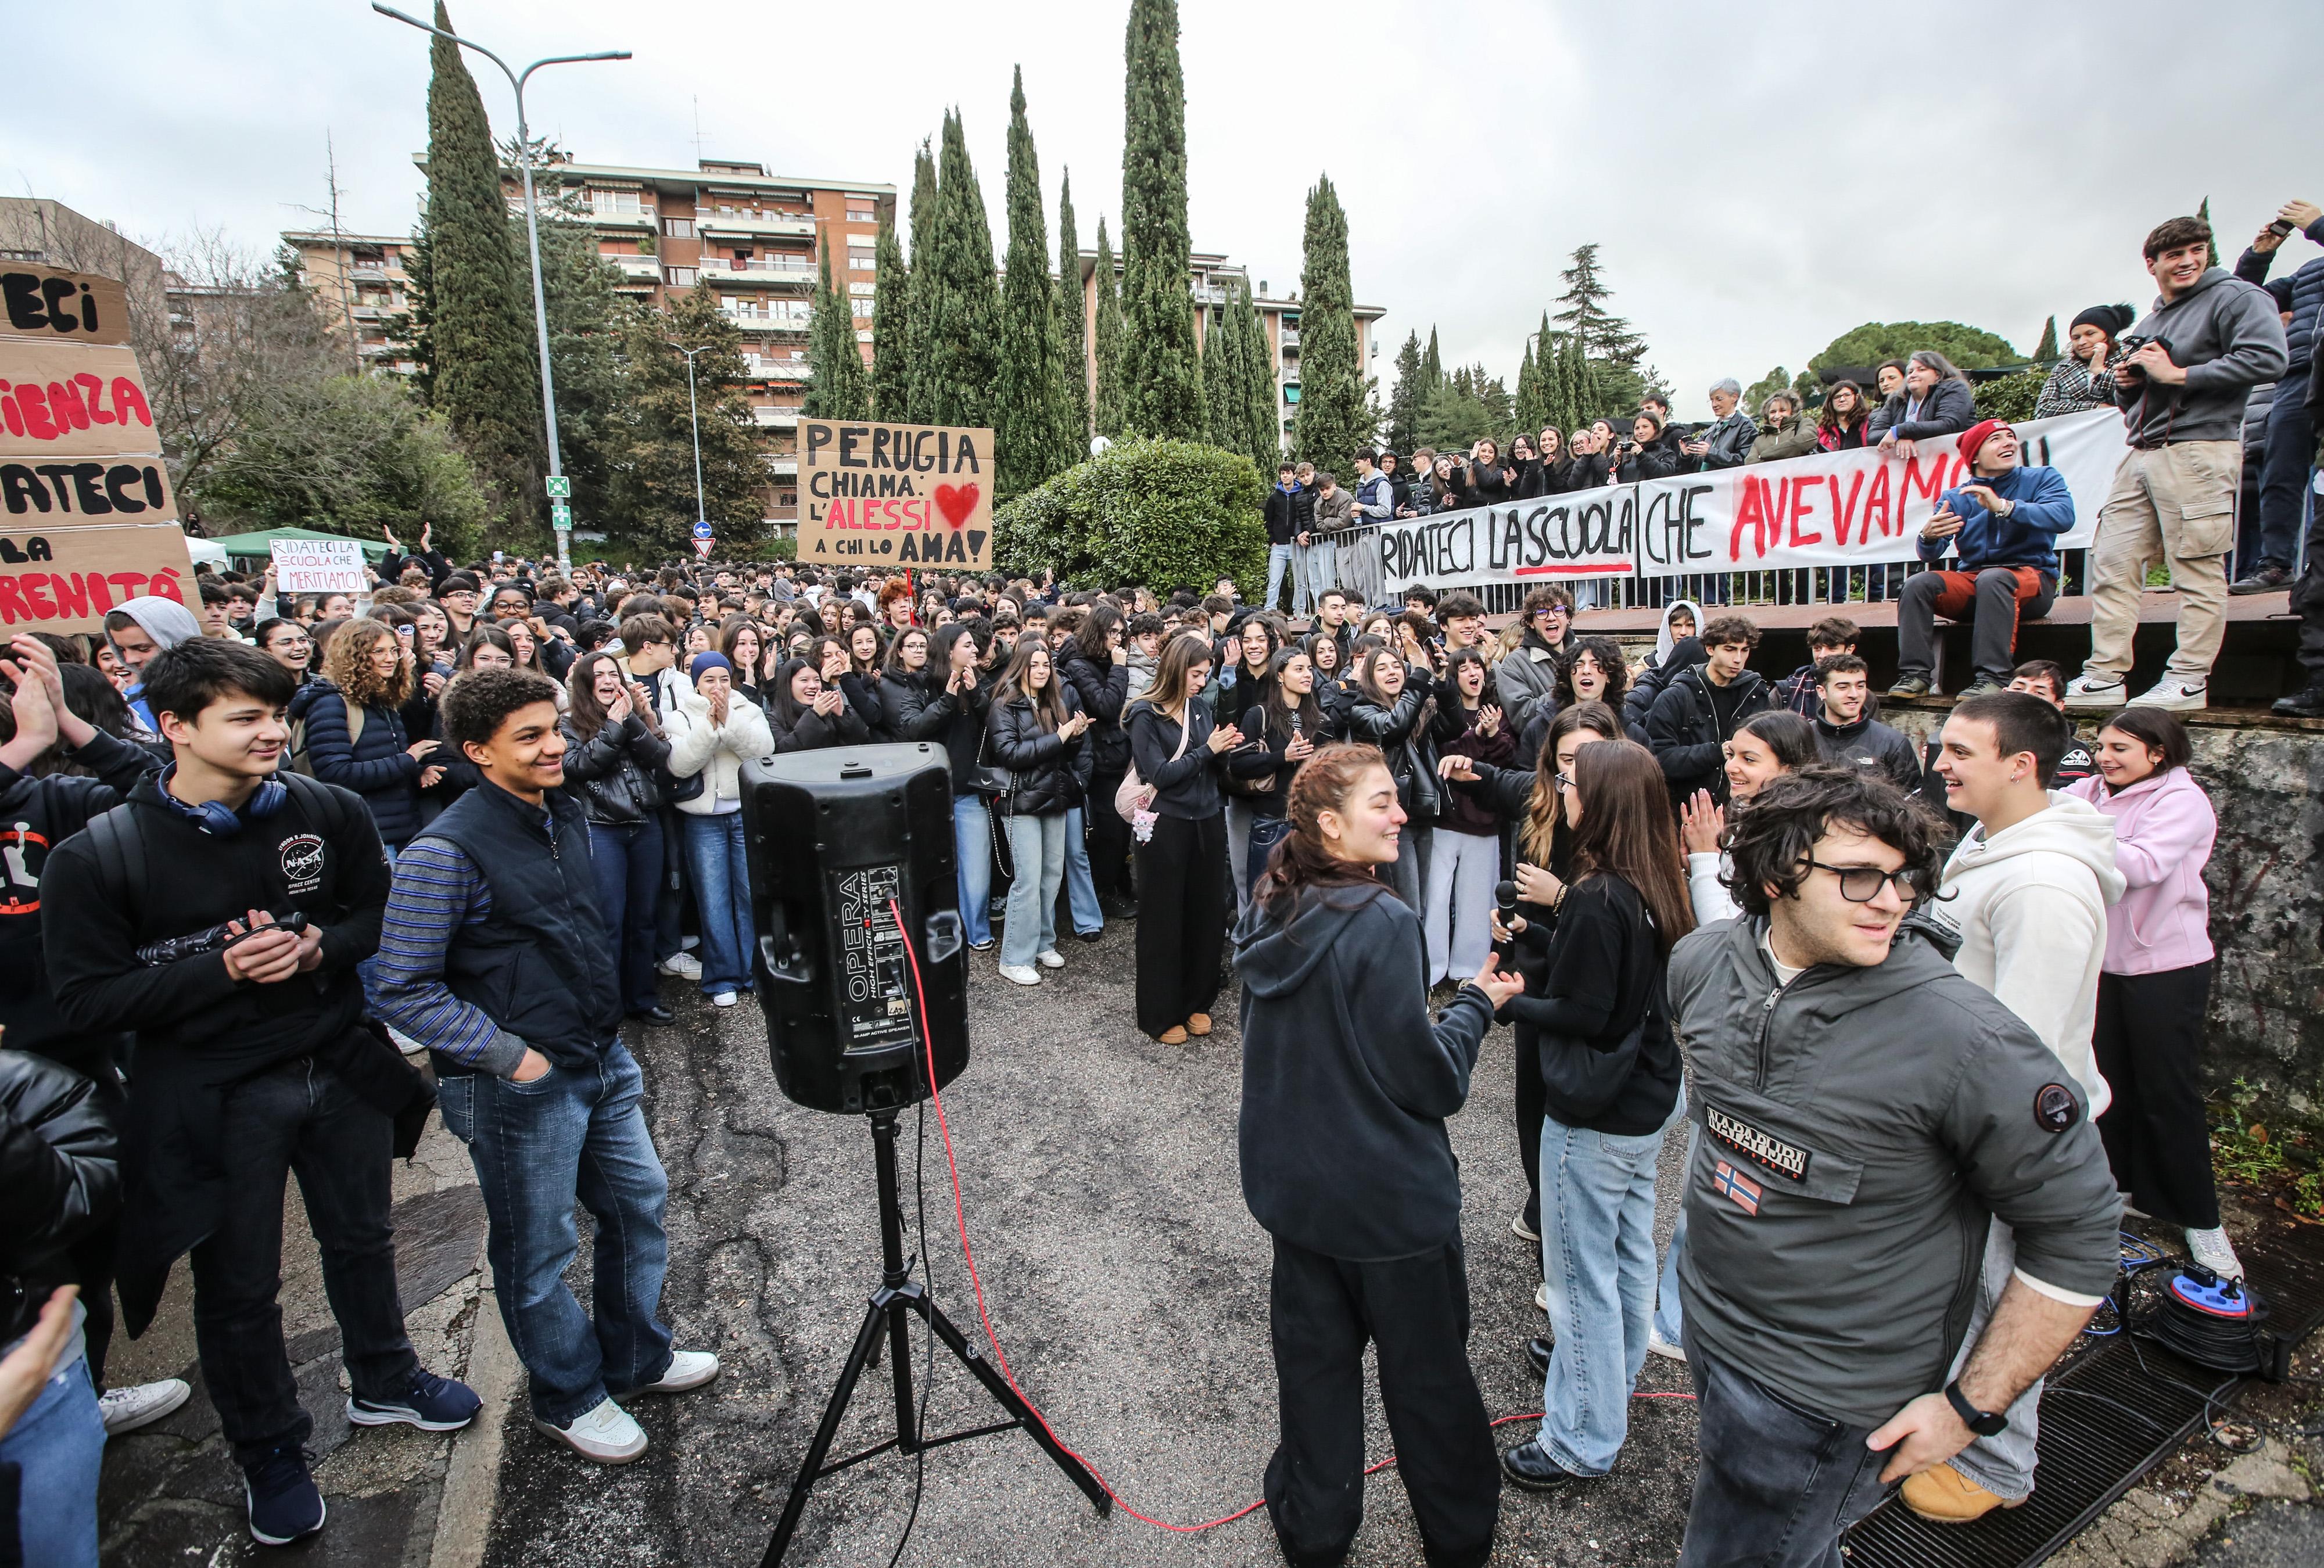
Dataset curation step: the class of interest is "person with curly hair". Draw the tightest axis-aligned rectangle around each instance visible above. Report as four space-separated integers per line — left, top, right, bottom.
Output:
309 618 440 856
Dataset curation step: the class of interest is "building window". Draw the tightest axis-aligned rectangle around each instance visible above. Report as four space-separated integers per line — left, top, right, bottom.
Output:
847 208 876 223
664 218 694 238
847 249 875 270
851 299 874 318
665 266 698 286
589 189 642 216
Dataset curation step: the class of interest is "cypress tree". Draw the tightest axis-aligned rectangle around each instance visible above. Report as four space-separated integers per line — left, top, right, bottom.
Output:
903 139 938 423
1091 219 1125 439
913 109 1000 431
1238 285 1279 472
1202 303 1240 451
804 244 870 419
1423 327 1443 389
995 69 1070 497
869 219 909 419
1386 329 1424 455
1514 341 1540 439
1053 170 1089 450
421 1 544 536
1118 0 1204 439
2033 314 2058 363
1290 175 1364 467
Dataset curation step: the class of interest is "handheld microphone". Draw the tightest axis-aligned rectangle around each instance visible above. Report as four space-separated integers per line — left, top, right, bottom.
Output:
1493 880 1519 963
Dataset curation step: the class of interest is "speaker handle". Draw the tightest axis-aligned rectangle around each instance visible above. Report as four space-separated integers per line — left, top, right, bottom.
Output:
759 934 815 985
923 909 963 964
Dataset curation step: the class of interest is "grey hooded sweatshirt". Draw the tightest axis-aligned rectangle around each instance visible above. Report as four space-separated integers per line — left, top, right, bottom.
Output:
2101 267 2287 446
1667 916 2120 1430
1234 882 1495 1261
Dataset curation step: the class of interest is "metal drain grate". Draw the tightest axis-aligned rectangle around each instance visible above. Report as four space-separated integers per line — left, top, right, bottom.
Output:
1843 1226 2324 1568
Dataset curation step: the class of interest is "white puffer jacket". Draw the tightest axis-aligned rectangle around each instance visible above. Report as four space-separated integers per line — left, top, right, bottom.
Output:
665 689 775 815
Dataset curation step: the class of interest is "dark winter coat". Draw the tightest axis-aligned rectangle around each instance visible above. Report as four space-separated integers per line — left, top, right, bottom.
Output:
1344 673 1441 820
987 692 1092 817
1812 712 1923 791
1867 377 1976 442
1645 664 1772 804
2236 215 2324 372
1057 649 1133 775
1624 634 1706 737
888 672 994 795
1264 482 1313 546
1 1048 120 1344
1430 699 1516 835
304 683 424 848
557 712 672 827
766 697 872 754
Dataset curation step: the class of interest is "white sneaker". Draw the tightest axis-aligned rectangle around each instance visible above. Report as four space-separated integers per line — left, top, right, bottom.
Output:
1647 1332 1687 1364
2186 1225 2244 1280
1035 949 1066 970
1511 1210 1541 1243
2061 673 2129 709
998 963 1042 986
658 953 702 978
711 991 738 1009
2131 676 2208 711
535 1397 648 1464
1535 1280 1550 1313
637 1349 720 1394
100 1377 191 1437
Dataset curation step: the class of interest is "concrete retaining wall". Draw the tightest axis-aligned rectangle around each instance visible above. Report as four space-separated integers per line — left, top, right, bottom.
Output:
1884 704 2324 1121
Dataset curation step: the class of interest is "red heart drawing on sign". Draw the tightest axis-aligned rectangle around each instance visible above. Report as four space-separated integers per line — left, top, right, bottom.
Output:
934 483 980 528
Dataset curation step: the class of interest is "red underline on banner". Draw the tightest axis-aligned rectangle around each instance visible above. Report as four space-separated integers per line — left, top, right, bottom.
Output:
1513 564 1627 576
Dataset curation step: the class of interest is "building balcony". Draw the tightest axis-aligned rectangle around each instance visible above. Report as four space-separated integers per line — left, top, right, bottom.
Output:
578 204 655 232
763 456 799 477
349 305 388 324
743 356 812 382
1279 328 1299 348
612 256 661 281
754 407 801 428
699 214 816 240
698 257 815 287
350 265 395 284
725 312 810 336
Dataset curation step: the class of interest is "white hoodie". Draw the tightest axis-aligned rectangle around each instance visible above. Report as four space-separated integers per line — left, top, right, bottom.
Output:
1924 792 2125 1117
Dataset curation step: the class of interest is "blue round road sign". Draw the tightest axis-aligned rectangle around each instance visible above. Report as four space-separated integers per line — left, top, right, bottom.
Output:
692 520 714 540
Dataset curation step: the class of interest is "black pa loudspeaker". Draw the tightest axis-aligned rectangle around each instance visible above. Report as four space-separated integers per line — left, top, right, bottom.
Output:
740 743 969 1115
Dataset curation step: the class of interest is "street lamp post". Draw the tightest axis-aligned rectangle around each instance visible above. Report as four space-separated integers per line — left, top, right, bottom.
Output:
372 4 629 576
668 340 711 541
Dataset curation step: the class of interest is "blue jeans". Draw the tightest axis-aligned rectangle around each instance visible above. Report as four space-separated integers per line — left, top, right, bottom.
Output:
2254 385 2316 569
589 817 664 1013
0 1320 101 1568
679 810 754 998
1943 1221 2043 1502
1678 1349 1888 1568
1538 1113 1670 1474
953 793 994 946
1002 811 1068 966
1264 543 1296 612
1294 540 1339 616
1060 806 1102 936
436 1042 673 1426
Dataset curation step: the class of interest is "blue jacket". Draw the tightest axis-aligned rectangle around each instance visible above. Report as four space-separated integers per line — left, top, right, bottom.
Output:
1924 464 2075 576
2235 214 2324 372
304 684 424 848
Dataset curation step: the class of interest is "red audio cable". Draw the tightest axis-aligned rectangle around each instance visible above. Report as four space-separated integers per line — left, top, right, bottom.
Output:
884 899 1692 1535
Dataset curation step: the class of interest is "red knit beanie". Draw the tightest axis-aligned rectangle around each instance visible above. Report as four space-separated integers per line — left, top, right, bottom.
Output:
1956 418 2009 465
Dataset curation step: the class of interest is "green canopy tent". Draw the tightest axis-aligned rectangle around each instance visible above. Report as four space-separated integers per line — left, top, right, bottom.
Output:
204 527 393 563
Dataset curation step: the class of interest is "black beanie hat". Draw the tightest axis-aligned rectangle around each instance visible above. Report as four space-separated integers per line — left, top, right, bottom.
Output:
2070 304 2136 338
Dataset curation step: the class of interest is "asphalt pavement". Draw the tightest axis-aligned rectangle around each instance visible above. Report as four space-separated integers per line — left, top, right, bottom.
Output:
476 920 1702 1568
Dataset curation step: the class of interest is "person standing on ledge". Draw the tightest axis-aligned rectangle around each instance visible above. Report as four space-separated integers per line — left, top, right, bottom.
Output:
1235 743 1523 1568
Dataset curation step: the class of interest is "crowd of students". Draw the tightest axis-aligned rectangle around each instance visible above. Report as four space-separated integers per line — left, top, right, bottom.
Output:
0 200 2284 1567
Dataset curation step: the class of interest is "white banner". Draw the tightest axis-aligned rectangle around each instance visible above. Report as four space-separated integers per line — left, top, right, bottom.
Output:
270 537 367 594
1377 408 2126 593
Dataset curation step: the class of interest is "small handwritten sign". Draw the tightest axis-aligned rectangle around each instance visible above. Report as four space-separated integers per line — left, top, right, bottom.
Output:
270 537 367 594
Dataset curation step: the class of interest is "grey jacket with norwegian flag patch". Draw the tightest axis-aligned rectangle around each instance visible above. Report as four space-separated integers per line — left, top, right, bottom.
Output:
1666 914 2120 1429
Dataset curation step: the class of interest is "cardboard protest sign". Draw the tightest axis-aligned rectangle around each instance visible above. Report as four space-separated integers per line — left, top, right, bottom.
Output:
0 519 195 634
1 454 175 523
797 419 993 570
0 263 132 348
270 537 367 594
1377 409 2124 592
0 342 159 458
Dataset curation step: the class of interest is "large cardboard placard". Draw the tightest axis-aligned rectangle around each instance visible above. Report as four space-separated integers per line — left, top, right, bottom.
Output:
0 341 160 458
797 419 993 570
270 537 367 594
2 454 176 523
0 263 132 347
1377 408 2126 591
0 519 195 634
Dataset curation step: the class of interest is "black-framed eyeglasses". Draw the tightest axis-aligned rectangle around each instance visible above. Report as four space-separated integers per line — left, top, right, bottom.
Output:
1808 859 1923 903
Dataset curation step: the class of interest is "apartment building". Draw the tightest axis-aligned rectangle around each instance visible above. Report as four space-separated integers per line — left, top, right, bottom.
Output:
1073 249 1387 451
282 230 419 374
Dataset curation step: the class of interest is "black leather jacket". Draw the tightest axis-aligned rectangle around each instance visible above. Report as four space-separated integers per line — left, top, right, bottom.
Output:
1057 650 1133 775
2 1050 120 1344
987 693 1093 816
557 713 671 826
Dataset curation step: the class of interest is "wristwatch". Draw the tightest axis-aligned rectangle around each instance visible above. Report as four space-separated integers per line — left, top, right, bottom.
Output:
1944 1379 2009 1437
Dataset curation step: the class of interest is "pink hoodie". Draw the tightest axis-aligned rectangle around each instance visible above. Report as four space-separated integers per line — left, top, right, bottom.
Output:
2065 766 2215 975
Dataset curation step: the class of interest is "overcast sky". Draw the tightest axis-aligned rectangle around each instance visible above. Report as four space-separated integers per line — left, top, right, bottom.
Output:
10 0 2320 418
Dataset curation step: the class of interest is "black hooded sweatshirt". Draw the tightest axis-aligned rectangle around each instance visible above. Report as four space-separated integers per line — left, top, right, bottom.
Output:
1233 882 1495 1261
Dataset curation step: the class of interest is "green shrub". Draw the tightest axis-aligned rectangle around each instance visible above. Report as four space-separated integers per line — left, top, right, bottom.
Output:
994 437 1268 596
1972 369 2044 424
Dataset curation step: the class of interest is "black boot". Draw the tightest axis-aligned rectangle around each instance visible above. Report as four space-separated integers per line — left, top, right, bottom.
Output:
2273 684 2324 719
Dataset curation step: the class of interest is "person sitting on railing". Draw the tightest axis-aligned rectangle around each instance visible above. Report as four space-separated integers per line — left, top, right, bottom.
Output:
1888 419 2074 701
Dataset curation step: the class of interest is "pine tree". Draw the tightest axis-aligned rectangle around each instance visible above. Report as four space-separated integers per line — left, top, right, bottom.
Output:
1236 285 1279 472
1091 219 1125 439
869 219 909 419
2033 314 2058 363
903 139 938 423
804 244 870 419
1291 175 1364 468
1554 243 1652 411
1386 330 1425 456
1053 170 1089 450
608 285 766 560
913 109 1001 431
1118 0 1204 439
995 69 1070 497
421 1 544 540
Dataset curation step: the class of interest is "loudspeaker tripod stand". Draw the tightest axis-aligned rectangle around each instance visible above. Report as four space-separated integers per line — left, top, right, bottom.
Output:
759 1108 1111 1565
